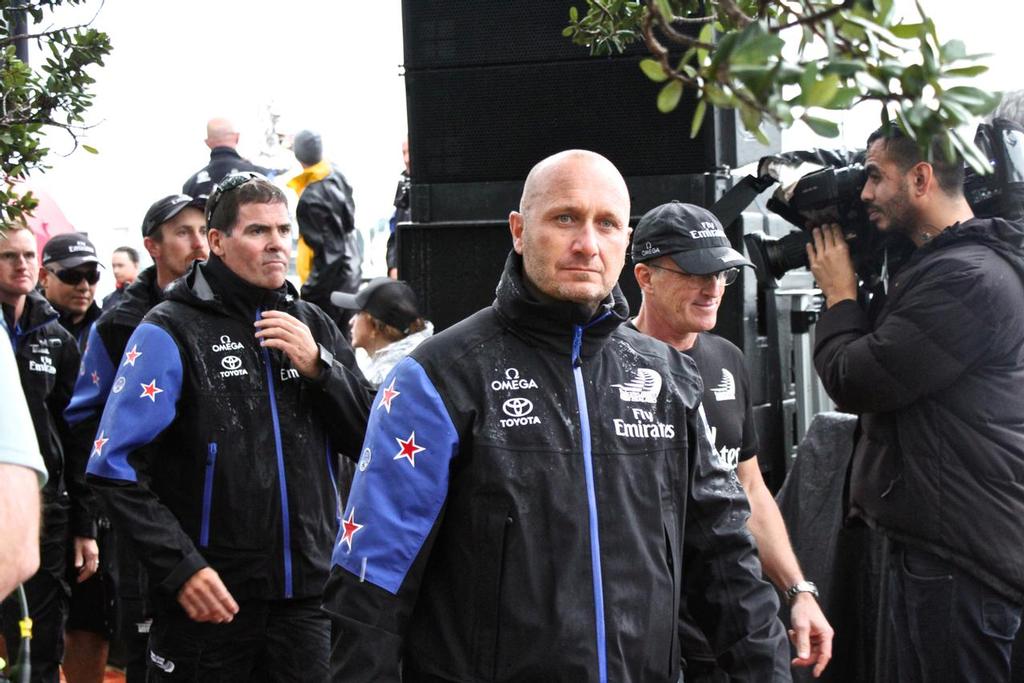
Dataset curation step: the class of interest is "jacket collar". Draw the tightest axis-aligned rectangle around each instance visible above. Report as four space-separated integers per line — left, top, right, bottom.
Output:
7 290 59 340
914 216 1024 281
209 146 243 161
111 265 163 326
492 251 629 358
166 255 298 320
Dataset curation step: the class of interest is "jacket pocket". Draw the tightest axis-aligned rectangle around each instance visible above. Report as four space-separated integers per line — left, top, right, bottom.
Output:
472 500 513 681
199 442 217 547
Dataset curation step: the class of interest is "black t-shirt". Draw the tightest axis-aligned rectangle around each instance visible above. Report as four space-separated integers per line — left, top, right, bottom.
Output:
683 332 758 471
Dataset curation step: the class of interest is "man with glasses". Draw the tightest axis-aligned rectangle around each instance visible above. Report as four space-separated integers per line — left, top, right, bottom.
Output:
0 224 85 682
630 201 833 681
87 173 371 681
39 233 104 349
65 193 209 683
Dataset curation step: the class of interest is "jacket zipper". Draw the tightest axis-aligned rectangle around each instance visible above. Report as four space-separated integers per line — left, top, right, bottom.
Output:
200 442 217 547
256 308 294 598
325 433 341 523
571 314 611 683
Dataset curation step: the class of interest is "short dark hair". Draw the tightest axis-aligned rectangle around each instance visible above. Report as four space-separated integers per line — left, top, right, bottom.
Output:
208 178 287 235
866 126 964 197
113 246 139 264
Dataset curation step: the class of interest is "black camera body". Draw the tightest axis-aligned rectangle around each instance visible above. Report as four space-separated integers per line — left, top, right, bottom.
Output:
744 119 1024 288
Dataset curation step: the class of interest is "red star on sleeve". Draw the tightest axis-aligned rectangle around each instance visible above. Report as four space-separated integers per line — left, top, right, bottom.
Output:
92 431 109 458
90 370 100 385
123 344 143 367
393 431 426 468
339 508 364 552
378 376 401 413
139 379 163 402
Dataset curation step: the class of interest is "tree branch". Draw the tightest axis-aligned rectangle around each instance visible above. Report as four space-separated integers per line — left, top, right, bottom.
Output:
641 11 699 87
772 0 853 32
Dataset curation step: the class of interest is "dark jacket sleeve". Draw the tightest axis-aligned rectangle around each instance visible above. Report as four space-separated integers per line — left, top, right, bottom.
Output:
683 405 791 681
323 356 460 682
305 311 374 461
814 256 998 414
86 322 208 595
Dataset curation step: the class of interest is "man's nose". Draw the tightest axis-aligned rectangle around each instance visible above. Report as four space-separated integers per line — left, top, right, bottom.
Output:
572 223 600 256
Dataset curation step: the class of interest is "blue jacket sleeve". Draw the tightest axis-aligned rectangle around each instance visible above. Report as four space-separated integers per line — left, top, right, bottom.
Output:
86 323 209 594
323 357 459 682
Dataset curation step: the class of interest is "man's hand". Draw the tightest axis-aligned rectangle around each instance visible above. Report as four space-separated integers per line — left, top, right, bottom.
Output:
254 310 320 378
806 224 858 307
73 536 99 583
788 593 834 678
177 567 239 623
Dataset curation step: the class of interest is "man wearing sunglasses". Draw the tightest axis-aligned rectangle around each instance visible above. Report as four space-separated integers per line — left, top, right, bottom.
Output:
630 202 833 681
0 224 85 683
39 233 104 349
87 174 372 681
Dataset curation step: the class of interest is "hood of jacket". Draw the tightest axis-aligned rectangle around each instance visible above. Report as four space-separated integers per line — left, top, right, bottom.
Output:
491 250 630 358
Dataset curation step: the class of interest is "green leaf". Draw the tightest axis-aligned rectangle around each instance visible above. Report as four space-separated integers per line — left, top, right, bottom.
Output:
657 80 683 113
941 39 966 62
653 0 673 22
890 22 924 39
569 5 578 22
945 85 1001 114
803 115 840 138
690 99 707 139
822 60 865 78
639 58 669 83
803 74 841 108
82 144 97 154
943 65 989 78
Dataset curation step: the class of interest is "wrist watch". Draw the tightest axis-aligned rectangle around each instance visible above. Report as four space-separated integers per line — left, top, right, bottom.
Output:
784 580 819 604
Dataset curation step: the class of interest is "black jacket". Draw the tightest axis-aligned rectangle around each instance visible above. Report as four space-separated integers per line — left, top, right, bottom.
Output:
182 146 271 197
814 217 1024 601
5 291 80 513
87 257 373 602
325 253 789 682
296 166 361 307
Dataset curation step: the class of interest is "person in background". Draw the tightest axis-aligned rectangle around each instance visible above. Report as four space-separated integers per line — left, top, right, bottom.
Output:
630 201 833 680
101 246 140 311
385 137 410 279
182 117 272 197
39 233 103 348
65 193 209 683
288 130 361 330
330 277 432 388
0 224 85 683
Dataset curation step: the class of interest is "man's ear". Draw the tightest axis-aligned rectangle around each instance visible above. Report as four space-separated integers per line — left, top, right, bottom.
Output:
207 228 226 257
143 236 160 261
911 162 933 196
37 267 50 289
634 262 653 293
509 211 525 255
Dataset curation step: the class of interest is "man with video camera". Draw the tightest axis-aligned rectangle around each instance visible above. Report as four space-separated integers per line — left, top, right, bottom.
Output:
808 125 1024 682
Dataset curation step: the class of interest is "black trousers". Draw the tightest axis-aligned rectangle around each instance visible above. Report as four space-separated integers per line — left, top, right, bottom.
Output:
888 541 1023 683
1 505 69 683
145 595 329 682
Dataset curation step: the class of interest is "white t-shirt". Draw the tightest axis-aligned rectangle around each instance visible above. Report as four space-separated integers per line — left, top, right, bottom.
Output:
0 322 46 486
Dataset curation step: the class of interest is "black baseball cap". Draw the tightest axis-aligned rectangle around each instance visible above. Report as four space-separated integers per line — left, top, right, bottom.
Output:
141 194 207 238
631 201 753 274
331 278 421 333
41 233 102 269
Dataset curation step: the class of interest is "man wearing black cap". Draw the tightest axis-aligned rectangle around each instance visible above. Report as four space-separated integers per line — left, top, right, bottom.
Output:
288 129 360 329
65 193 208 683
39 232 103 348
86 175 371 681
630 201 833 680
0 224 85 683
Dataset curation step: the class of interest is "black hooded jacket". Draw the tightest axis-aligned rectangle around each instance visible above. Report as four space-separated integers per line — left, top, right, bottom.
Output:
87 257 373 602
814 216 1024 601
296 166 361 307
325 252 789 682
5 291 80 511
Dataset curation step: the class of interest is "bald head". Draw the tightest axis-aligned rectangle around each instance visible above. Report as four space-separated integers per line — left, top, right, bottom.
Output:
519 149 629 217
206 118 239 149
509 150 632 312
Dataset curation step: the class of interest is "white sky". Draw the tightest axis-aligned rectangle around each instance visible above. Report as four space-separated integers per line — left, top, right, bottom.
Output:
26 1 1017 294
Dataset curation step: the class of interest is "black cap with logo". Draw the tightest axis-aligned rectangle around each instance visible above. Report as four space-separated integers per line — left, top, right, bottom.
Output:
331 277 421 334
631 201 753 274
41 232 102 269
141 194 207 238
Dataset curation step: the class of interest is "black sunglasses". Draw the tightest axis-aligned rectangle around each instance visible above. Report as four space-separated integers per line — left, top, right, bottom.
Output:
49 267 100 286
205 172 265 227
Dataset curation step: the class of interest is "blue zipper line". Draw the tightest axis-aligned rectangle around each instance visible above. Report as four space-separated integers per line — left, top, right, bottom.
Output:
257 309 294 598
571 313 612 683
200 442 217 547
325 433 341 524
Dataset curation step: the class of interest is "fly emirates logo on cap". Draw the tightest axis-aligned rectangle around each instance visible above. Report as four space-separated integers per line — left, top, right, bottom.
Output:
690 221 727 240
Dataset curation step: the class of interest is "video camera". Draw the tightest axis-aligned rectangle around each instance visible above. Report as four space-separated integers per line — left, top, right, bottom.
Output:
740 118 1024 288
